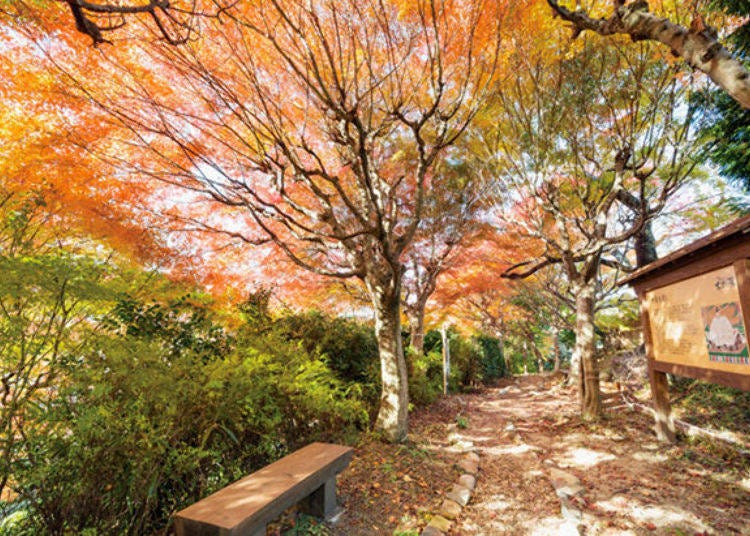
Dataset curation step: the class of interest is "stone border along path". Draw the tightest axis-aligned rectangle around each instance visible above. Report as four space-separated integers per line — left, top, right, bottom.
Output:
421 425 481 536
425 377 750 534
436 384 595 535
420 411 585 536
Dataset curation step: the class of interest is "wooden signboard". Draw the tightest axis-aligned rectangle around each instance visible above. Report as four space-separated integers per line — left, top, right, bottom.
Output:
621 216 750 442
645 265 750 372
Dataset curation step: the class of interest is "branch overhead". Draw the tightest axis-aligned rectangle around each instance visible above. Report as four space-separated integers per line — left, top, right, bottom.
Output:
63 0 233 45
546 0 750 109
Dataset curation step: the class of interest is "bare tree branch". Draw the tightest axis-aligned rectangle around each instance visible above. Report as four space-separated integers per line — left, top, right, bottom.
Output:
62 0 236 45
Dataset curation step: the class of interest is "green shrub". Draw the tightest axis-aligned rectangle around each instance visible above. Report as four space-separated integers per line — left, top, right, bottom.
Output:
10 330 368 535
104 294 234 360
447 336 483 389
266 310 381 410
407 348 443 406
423 330 442 354
412 329 486 400
0 501 31 536
475 335 507 380
11 338 270 534
671 379 750 431
455 414 469 429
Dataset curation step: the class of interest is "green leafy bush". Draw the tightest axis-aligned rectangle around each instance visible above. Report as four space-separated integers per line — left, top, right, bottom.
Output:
238 297 380 414
475 335 507 380
671 379 750 432
447 336 483 389
272 311 380 408
104 294 234 360
409 329 488 404
1 197 374 535
9 322 368 534
407 348 443 406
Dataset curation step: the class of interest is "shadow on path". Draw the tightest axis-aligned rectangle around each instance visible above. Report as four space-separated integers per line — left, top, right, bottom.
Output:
452 375 750 535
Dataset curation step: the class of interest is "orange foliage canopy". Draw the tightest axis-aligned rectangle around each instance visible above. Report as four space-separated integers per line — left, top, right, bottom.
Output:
2 0 560 307
0 25 164 260
429 228 537 334
7 0 511 278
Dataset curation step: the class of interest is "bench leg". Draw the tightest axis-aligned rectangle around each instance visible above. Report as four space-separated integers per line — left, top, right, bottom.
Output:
302 476 339 520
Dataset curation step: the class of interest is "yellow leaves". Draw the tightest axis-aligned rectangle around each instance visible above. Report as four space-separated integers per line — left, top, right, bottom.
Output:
391 149 408 162
563 37 586 60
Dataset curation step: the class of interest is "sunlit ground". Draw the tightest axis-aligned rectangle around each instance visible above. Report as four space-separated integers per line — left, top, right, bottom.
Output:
594 495 711 533
449 378 749 534
554 446 616 469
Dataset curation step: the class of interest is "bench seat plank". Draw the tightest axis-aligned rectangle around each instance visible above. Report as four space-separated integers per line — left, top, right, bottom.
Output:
174 442 353 536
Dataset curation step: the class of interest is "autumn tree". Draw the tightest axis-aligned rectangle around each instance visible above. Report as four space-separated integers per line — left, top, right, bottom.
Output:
505 268 576 372
428 232 524 372
491 39 701 419
0 20 186 269
402 158 487 355
25 0 506 441
546 0 750 109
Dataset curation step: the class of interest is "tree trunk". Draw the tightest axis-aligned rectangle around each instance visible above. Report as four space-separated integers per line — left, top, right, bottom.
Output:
568 337 580 386
368 277 409 443
634 221 658 267
573 281 602 420
528 337 545 374
408 308 426 356
441 325 450 395
553 328 561 372
497 320 510 377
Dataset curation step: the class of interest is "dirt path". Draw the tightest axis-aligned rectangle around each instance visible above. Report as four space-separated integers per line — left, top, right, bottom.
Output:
453 375 750 535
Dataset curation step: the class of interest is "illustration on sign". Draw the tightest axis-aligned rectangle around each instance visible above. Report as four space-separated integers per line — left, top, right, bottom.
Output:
701 302 749 365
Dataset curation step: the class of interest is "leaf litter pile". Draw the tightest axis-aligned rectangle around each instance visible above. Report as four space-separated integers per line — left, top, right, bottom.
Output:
320 375 749 535
329 397 467 535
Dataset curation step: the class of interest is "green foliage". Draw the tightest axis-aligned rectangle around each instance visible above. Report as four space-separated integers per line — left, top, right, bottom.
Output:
708 0 749 56
474 335 507 380
238 293 380 406
4 272 369 534
284 514 331 535
504 342 544 375
408 329 486 405
696 90 750 190
12 338 273 533
407 348 443 406
10 324 368 534
104 293 233 360
455 414 469 429
0 501 31 536
446 334 483 389
423 329 442 354
0 192 120 498
237 287 274 331
271 310 380 407
696 0 750 189
671 378 750 432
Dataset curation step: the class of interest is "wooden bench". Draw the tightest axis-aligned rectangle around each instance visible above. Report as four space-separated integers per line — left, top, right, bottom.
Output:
173 442 353 536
